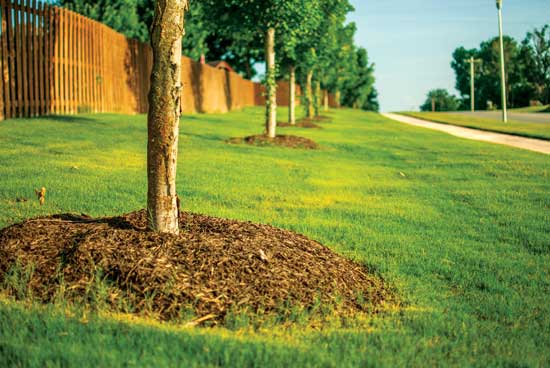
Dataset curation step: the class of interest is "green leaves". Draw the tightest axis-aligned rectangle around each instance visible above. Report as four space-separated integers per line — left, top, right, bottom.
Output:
451 26 550 110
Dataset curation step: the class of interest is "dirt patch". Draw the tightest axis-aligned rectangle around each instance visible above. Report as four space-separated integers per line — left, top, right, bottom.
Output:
0 211 392 323
277 121 321 129
228 134 319 149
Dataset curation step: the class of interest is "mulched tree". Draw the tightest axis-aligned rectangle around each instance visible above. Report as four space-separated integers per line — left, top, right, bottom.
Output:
316 0 353 113
277 6 322 125
297 47 317 118
147 0 188 234
326 22 357 108
202 0 321 138
298 0 352 117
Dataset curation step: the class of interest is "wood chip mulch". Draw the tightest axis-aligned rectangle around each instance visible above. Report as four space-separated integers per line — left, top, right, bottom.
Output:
228 134 319 149
0 211 392 323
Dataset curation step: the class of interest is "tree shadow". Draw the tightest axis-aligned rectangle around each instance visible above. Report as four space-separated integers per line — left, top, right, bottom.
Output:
224 70 233 112
35 115 102 124
190 61 204 113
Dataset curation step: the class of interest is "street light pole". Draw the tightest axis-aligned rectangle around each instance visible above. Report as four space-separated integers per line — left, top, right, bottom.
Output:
496 0 508 123
470 57 475 112
465 57 481 112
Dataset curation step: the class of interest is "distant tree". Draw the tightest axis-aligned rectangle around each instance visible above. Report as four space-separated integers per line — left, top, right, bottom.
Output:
311 0 353 115
364 88 380 112
451 37 522 110
451 47 478 110
147 0 188 234
520 25 550 105
61 0 210 61
204 31 264 79
340 47 379 111
451 29 550 110
277 2 323 124
60 0 149 41
420 89 460 112
202 0 322 138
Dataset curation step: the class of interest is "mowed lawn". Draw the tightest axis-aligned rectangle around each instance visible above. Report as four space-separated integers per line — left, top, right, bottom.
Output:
403 111 550 141
0 107 549 367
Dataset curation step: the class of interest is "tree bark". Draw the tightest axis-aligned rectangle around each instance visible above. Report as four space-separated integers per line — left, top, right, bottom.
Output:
323 90 329 111
305 70 313 118
147 0 187 234
265 28 277 138
289 65 296 125
314 81 321 117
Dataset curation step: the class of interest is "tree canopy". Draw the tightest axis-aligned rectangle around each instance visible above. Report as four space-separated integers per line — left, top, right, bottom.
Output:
59 0 379 112
420 89 461 112
451 26 550 110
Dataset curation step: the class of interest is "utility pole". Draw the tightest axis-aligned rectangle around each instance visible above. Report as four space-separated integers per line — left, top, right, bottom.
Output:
464 57 482 112
496 0 508 122
431 96 436 112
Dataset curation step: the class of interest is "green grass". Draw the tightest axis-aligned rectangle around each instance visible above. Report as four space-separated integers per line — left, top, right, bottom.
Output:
511 105 550 113
1 107 549 367
402 111 550 140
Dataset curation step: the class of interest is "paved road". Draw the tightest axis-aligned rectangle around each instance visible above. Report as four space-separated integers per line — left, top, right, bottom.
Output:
382 113 550 155
450 111 550 124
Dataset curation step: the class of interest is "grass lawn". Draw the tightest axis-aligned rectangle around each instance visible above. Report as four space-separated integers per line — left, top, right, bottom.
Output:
511 105 549 113
402 111 550 140
0 107 549 367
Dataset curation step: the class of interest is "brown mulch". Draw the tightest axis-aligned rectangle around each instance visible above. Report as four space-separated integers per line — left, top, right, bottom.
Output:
0 211 391 323
277 121 321 129
228 134 319 149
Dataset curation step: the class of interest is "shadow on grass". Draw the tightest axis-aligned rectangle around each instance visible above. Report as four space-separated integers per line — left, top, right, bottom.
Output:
35 115 106 125
183 132 225 143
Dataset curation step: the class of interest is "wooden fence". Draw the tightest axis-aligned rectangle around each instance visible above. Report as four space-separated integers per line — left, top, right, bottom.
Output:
0 0 333 121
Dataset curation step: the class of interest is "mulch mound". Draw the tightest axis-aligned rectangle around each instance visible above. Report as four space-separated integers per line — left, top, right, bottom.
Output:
0 211 391 323
277 121 321 129
228 134 318 149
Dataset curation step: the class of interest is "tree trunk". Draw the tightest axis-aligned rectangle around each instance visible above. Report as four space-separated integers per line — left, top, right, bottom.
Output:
265 28 277 138
147 0 187 234
323 90 329 112
335 89 341 108
305 70 313 118
314 81 321 117
289 65 296 125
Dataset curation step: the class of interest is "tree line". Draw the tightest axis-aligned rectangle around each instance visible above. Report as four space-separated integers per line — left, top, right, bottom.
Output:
422 25 550 112
58 0 380 121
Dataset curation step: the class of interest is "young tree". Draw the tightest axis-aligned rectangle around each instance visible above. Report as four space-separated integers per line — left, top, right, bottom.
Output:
310 0 353 115
147 0 188 234
297 47 317 118
340 47 378 111
203 0 321 138
277 10 322 125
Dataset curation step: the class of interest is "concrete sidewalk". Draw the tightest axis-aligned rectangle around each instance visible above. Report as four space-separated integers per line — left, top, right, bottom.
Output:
382 113 550 155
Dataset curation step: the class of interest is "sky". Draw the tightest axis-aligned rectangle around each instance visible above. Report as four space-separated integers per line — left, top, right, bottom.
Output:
347 0 550 112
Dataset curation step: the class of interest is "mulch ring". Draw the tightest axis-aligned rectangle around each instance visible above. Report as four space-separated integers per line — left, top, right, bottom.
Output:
228 134 318 149
277 121 321 129
0 210 393 324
